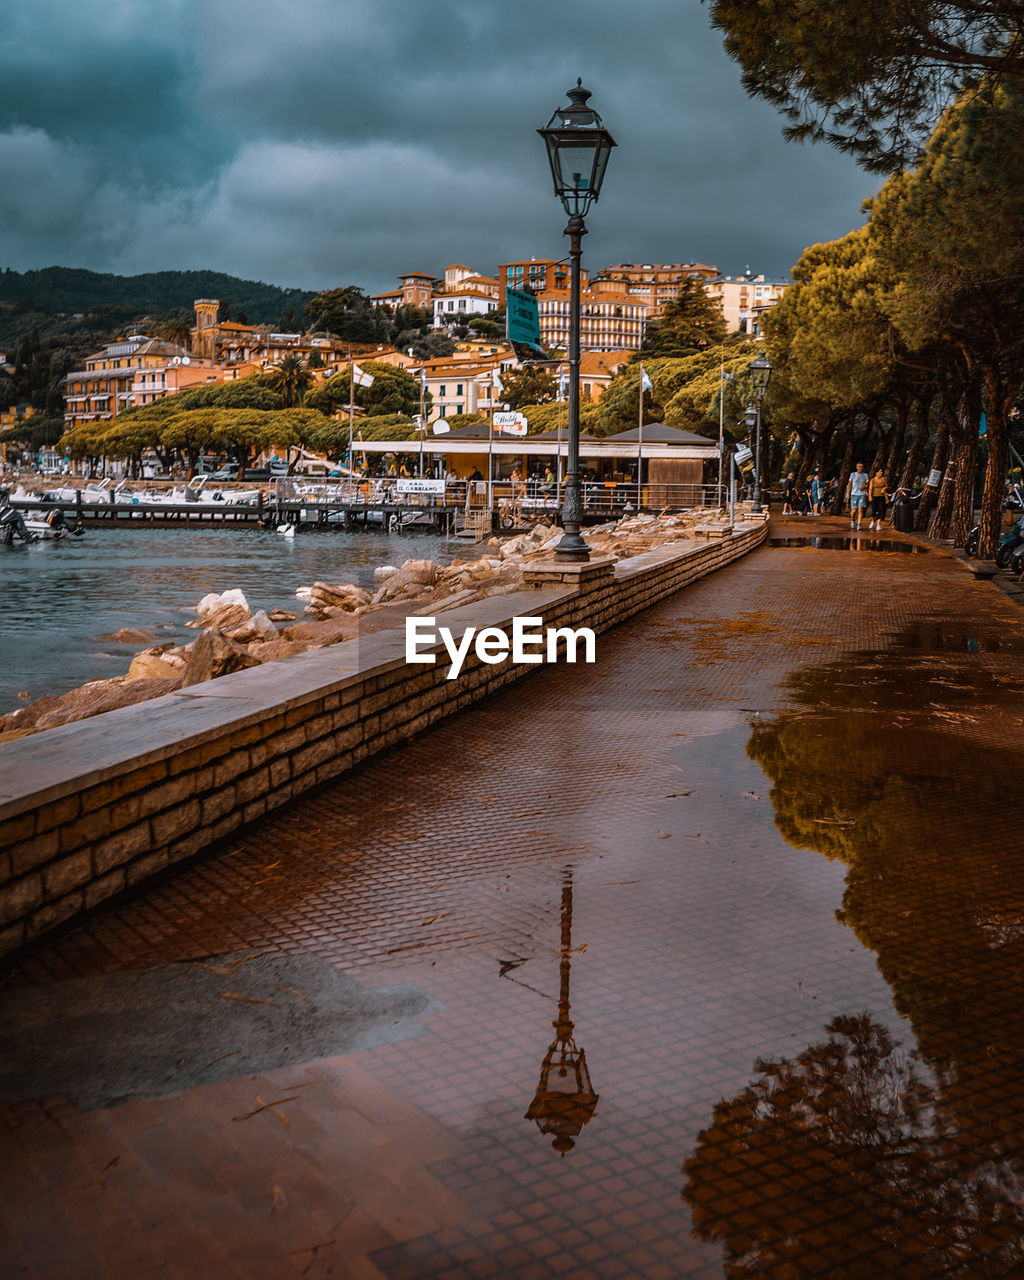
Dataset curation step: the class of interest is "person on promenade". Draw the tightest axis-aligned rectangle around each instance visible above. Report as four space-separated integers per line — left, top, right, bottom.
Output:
809 472 823 515
799 475 813 516
847 462 869 529
781 471 796 514
868 468 888 529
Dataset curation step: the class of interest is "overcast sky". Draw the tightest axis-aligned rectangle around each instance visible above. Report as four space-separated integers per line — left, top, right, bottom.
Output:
0 0 875 294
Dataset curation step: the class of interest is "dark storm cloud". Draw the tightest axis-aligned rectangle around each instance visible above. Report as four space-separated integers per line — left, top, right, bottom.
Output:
0 0 873 290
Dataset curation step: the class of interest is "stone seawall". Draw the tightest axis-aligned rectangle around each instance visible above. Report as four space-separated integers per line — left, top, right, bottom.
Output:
0 520 767 958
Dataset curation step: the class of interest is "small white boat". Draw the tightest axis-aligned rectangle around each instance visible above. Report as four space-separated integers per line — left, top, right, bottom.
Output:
133 477 262 508
2 507 84 542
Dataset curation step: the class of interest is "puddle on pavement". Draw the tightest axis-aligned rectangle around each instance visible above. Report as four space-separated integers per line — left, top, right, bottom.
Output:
889 620 1024 654
686 646 1024 1275
0 953 438 1109
768 535 929 553
683 1011 1024 1277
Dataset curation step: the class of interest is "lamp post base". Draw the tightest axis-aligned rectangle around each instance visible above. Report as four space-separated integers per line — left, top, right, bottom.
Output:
554 470 589 562
553 532 590 562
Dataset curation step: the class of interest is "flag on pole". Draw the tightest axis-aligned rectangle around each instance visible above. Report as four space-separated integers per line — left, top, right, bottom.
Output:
640 367 653 393
352 364 374 388
558 371 567 398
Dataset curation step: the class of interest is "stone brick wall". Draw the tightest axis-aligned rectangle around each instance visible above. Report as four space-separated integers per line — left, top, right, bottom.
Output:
0 520 767 958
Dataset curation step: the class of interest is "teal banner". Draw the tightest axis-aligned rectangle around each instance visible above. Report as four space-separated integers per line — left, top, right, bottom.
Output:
506 288 543 354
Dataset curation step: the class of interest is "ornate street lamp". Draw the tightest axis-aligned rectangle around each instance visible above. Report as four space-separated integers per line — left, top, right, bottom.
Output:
539 81 616 561
749 353 772 513
525 871 599 1154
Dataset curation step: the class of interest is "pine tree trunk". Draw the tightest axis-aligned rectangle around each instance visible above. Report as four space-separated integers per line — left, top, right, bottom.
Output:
899 398 931 490
832 433 855 515
929 437 964 540
951 434 977 547
916 418 949 531
886 401 910 487
867 417 885 475
977 370 1015 559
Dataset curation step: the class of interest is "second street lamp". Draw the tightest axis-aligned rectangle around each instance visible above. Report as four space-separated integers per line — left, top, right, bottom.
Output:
749 352 772 513
538 80 616 561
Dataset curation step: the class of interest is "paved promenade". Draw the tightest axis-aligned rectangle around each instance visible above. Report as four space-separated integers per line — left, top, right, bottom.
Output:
5 517 1024 1278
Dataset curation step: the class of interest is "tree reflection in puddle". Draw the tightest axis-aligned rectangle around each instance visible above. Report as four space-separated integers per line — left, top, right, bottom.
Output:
683 643 1024 1275
684 1014 1024 1278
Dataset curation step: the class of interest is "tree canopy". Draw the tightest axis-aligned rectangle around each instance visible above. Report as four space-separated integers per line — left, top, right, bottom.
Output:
304 361 427 420
707 0 1024 171
633 278 728 361
262 353 313 408
497 366 557 411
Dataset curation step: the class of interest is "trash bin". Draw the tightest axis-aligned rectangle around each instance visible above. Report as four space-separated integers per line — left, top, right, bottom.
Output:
892 497 915 533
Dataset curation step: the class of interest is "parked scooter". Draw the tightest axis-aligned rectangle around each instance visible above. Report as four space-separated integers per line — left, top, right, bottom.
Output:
995 510 1024 568
966 482 1024 558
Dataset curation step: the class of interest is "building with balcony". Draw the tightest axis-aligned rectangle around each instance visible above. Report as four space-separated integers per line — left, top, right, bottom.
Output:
417 355 519 424
591 262 719 319
536 281 647 353
369 271 436 310
705 270 790 336
63 336 223 433
499 259 583 305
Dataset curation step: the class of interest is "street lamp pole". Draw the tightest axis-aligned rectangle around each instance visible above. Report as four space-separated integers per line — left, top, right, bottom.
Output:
539 81 616 563
749 353 772 513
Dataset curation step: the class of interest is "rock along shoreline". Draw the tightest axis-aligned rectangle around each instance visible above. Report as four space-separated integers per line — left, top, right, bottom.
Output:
0 508 728 743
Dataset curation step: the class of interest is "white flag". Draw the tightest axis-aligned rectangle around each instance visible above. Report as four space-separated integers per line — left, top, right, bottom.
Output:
352 363 374 388
491 368 503 389
640 367 653 394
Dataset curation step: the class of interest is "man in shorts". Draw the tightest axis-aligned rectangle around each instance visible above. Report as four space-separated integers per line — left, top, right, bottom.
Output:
847 462 869 529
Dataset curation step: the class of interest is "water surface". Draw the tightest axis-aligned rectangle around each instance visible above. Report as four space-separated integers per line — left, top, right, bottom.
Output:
0 525 472 712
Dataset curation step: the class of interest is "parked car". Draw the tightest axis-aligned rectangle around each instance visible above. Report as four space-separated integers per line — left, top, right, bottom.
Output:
210 462 240 480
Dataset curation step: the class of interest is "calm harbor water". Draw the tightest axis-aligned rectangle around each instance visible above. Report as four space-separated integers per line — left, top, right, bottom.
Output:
0 524 470 714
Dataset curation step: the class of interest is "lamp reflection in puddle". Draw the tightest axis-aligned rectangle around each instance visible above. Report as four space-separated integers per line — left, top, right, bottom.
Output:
525 868 599 1154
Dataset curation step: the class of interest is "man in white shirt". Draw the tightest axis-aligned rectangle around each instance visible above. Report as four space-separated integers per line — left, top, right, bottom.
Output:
847 462 869 530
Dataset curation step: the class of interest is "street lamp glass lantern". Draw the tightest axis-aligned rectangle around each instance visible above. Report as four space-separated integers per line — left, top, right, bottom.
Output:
750 353 772 394
538 80 616 219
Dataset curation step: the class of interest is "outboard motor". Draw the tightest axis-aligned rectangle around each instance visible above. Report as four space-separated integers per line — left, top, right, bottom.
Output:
0 489 37 543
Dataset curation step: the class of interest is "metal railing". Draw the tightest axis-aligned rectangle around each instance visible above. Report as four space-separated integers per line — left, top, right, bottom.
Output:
272 476 722 515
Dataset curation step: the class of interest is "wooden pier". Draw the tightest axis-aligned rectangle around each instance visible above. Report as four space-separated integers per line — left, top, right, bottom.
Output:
9 492 462 532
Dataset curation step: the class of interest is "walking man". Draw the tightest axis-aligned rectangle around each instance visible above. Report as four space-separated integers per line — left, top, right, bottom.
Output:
847 463 869 529
781 471 796 515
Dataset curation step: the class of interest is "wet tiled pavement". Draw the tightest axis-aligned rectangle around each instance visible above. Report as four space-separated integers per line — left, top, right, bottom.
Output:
6 517 1024 1277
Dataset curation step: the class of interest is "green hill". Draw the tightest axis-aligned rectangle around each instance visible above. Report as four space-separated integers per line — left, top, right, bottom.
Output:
0 266 316 348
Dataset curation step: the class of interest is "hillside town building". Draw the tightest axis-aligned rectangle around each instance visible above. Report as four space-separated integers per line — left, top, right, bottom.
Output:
62 336 223 433
591 262 719 318
706 270 790 335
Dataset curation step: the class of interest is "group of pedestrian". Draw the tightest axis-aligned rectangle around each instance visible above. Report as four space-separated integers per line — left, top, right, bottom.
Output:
846 464 889 530
779 464 892 529
779 472 829 516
